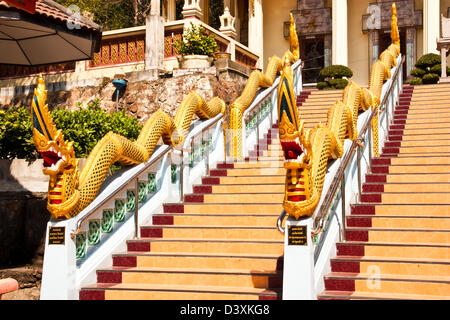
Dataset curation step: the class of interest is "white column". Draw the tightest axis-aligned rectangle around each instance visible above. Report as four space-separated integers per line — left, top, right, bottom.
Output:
332 0 348 66
167 0 176 21
248 0 263 69
423 0 440 54
146 0 164 73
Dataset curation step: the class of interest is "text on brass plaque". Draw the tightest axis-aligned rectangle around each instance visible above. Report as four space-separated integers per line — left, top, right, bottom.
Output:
288 225 308 246
48 227 65 245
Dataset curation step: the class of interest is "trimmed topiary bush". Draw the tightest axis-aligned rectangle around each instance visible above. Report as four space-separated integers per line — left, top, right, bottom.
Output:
422 73 440 84
317 65 353 90
409 78 423 85
409 53 447 85
319 65 353 79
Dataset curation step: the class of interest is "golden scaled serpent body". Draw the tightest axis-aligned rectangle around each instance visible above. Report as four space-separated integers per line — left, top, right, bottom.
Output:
228 13 300 159
32 13 300 220
32 80 226 219
279 3 400 219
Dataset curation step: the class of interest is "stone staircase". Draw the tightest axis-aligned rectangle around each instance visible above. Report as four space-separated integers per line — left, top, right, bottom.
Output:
297 89 342 130
78 88 343 300
78 122 285 300
318 83 450 300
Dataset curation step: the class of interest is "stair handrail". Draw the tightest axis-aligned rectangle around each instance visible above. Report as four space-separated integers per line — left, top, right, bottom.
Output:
276 56 405 237
71 111 225 239
311 55 406 240
71 145 174 239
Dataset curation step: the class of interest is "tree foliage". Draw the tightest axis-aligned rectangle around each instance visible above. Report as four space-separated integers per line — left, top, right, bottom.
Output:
54 0 149 30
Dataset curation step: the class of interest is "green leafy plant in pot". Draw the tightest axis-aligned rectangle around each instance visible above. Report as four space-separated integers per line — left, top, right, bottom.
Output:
174 23 219 68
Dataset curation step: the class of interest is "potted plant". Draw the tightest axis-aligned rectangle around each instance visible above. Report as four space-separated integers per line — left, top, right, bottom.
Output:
175 23 218 69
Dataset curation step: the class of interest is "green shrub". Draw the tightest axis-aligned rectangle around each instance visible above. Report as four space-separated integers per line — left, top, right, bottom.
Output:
422 73 440 85
0 106 34 159
174 23 218 57
51 99 142 158
409 78 423 85
410 68 426 78
415 53 441 70
316 82 329 90
409 53 445 85
328 78 349 89
430 64 450 75
317 65 353 90
0 99 143 160
319 65 353 79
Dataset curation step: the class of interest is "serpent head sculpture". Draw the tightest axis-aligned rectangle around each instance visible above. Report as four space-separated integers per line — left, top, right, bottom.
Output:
279 3 401 220
31 76 81 219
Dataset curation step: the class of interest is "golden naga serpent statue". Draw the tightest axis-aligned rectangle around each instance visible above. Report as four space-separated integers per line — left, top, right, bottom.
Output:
279 3 401 220
32 79 226 219
32 14 300 220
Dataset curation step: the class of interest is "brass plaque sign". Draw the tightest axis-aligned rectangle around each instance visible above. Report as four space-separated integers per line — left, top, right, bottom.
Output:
288 225 308 246
48 227 65 245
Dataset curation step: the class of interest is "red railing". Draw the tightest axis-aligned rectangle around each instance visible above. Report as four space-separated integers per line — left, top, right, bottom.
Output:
164 28 184 58
88 36 146 69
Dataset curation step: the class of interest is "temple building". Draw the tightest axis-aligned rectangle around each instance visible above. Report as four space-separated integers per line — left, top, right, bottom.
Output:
162 0 450 85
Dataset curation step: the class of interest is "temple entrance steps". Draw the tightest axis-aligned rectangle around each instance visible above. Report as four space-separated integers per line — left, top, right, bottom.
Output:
318 83 450 300
297 89 342 129
77 88 342 300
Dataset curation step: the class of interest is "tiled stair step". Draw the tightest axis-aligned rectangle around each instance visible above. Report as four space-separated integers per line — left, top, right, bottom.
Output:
297 107 335 113
396 107 450 114
202 175 285 185
80 283 280 300
217 161 285 169
151 213 279 227
406 96 450 102
127 237 283 254
359 192 449 204
369 163 450 174
322 273 450 298
209 167 285 177
184 193 285 204
336 241 450 260
371 156 450 166
163 202 284 214
382 145 450 154
318 290 448 300
388 134 450 142
94 266 282 289
380 152 450 158
194 183 285 194
298 101 340 107
350 203 450 217
329 255 450 277
344 227 450 245
363 182 450 193
364 173 450 184
110 251 284 271
138 225 284 240
346 215 450 230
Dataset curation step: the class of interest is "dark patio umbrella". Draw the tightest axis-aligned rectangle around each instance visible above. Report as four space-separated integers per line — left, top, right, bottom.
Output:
0 0 102 66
